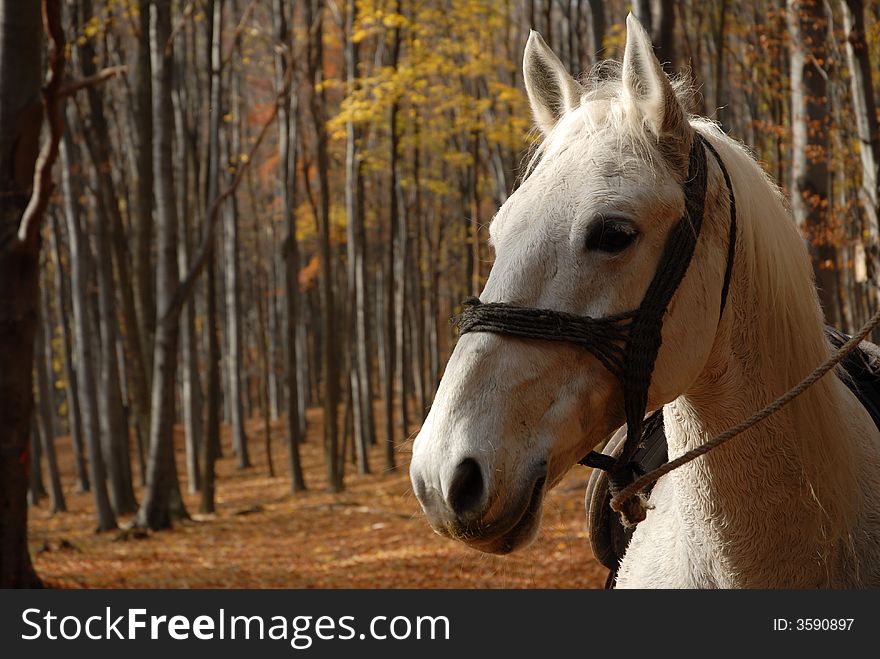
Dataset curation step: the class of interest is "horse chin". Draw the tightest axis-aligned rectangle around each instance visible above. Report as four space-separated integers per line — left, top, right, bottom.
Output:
454 474 547 556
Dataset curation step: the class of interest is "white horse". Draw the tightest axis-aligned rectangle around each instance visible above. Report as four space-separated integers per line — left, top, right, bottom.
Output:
410 14 880 588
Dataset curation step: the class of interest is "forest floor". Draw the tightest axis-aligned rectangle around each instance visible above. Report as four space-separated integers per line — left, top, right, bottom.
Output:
28 407 608 588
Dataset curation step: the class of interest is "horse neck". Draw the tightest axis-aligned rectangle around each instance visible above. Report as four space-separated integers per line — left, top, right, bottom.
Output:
660 129 861 585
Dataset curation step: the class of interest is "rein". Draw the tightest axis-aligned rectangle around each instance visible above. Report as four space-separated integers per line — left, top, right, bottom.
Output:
458 131 737 526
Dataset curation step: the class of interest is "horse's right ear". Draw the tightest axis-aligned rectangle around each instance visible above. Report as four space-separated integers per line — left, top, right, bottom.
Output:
523 30 583 136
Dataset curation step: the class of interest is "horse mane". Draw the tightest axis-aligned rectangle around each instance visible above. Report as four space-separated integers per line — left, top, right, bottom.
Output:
693 120 859 558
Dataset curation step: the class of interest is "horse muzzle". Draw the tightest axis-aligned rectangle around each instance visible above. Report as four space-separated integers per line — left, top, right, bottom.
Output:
411 457 548 555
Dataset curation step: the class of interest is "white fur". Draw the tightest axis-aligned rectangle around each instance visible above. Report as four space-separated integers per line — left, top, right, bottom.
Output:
409 14 880 586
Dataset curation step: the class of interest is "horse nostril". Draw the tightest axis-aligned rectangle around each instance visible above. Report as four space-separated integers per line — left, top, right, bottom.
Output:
447 458 485 517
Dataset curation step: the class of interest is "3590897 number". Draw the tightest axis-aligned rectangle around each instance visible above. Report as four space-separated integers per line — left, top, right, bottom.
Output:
795 619 854 631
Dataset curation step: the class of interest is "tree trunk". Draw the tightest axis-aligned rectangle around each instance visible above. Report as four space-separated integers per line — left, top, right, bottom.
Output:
712 0 729 127
36 281 65 513
305 0 342 492
652 0 676 72
173 26 203 494
200 0 224 513
255 269 275 478
201 256 221 513
274 0 306 492
0 0 49 587
384 1 403 473
28 417 46 507
841 0 880 281
588 0 606 60
89 166 137 515
788 0 839 324
132 0 155 372
410 117 427 419
135 0 188 530
223 19 250 468
345 0 371 475
49 213 88 491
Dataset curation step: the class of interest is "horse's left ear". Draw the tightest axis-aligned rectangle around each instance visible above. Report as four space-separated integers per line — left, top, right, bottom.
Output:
621 13 689 147
523 30 583 136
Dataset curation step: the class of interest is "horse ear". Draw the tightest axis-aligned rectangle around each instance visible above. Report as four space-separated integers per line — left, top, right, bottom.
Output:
523 30 583 135
622 13 688 144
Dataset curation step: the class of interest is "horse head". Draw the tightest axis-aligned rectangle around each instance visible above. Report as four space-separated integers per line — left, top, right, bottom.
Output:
410 14 734 554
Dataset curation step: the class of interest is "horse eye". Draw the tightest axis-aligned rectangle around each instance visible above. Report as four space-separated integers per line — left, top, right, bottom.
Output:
585 218 638 253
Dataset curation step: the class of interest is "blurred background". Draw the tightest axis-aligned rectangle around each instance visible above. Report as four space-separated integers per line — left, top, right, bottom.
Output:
11 0 880 587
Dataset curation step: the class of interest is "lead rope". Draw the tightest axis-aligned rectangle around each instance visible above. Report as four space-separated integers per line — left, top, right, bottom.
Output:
609 304 880 519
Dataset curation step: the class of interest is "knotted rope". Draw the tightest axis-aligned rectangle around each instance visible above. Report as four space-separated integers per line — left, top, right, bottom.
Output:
457 300 635 378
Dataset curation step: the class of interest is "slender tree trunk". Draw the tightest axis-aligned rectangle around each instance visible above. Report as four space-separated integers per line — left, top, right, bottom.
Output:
173 28 202 493
384 1 403 473
353 158 375 445
200 0 224 512
274 0 306 492
90 165 137 515
633 0 652 36
223 21 250 468
133 0 155 371
394 129 409 448
712 0 729 127
256 271 275 478
305 0 342 491
469 127 481 297
49 213 88 491
410 117 427 419
841 0 880 282
653 0 676 71
345 0 371 475
588 0 606 60
36 281 65 513
135 0 188 530
28 423 45 506
788 0 839 324
201 255 221 513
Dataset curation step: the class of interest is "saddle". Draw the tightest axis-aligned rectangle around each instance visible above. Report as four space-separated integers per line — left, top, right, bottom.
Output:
585 326 880 588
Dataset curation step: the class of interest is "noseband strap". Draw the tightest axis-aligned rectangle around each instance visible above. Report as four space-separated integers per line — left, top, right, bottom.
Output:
457 132 738 526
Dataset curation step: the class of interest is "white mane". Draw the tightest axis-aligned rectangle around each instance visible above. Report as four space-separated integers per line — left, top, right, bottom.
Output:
696 121 860 541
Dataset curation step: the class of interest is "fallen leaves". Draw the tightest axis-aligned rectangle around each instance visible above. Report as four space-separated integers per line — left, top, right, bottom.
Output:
29 408 607 589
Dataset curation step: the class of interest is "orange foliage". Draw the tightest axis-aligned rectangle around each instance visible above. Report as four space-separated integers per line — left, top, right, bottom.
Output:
298 254 320 291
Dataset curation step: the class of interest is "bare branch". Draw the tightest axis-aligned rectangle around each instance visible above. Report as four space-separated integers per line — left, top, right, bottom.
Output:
17 0 66 247
59 65 127 98
221 0 259 67
159 66 291 327
166 1 196 57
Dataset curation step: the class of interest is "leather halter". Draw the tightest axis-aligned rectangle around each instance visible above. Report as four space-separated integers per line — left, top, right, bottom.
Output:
458 131 738 526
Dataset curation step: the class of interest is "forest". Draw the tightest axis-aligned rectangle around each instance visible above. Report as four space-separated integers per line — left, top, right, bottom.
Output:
0 0 879 588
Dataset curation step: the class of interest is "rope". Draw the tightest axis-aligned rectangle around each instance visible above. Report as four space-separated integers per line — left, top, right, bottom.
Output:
457 298 635 379
609 305 880 521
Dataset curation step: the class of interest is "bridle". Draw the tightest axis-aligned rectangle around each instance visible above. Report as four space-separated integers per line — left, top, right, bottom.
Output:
457 131 738 526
